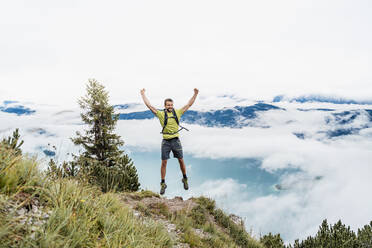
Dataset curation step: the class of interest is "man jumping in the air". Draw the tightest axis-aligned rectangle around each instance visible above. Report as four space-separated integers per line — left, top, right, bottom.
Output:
140 88 199 195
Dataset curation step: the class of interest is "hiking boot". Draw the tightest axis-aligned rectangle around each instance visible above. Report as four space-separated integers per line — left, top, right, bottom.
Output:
160 182 167 195
182 178 189 190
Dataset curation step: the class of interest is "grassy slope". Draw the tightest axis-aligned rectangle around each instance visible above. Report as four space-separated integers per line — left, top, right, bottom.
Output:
0 147 263 248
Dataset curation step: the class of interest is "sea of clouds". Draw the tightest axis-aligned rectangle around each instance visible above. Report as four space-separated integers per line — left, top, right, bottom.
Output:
1 95 372 243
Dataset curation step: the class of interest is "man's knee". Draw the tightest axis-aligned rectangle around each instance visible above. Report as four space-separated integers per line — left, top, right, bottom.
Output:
161 160 168 166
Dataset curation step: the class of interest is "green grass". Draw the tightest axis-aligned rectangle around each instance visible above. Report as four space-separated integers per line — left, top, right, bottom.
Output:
194 196 216 214
189 204 208 226
201 236 227 248
0 148 173 248
202 221 217 235
171 209 194 233
0 147 265 248
180 196 264 248
36 179 173 248
148 202 171 218
213 208 264 248
137 190 161 199
135 202 152 217
0 147 42 195
182 229 203 247
174 214 240 248
121 189 160 201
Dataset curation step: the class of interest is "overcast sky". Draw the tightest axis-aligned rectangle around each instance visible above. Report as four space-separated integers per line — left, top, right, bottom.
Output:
1 0 372 106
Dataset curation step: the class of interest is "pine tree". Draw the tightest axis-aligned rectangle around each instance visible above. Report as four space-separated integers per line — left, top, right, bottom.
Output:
71 79 140 192
72 79 123 164
290 219 359 248
264 219 372 248
1 128 24 156
357 221 372 247
260 232 285 248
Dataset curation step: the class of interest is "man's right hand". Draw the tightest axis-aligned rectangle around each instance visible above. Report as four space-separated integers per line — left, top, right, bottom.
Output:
140 88 145 95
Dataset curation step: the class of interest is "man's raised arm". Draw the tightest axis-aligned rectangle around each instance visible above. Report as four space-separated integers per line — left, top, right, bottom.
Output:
181 88 199 114
140 88 157 115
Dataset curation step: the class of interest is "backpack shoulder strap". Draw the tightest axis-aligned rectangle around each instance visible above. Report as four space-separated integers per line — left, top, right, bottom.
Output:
161 109 168 134
163 109 168 127
172 108 179 125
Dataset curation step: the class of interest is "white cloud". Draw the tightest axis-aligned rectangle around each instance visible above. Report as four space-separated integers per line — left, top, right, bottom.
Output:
1 99 372 243
114 102 372 243
191 178 247 200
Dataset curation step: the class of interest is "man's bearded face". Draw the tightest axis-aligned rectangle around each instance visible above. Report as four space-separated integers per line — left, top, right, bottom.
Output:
165 101 173 112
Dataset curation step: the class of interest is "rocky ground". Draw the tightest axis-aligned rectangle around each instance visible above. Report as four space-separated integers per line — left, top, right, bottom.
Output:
1 190 247 248
119 191 245 248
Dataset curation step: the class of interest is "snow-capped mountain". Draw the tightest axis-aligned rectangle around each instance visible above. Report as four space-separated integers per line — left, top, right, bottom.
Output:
273 94 372 105
0 101 35 115
118 103 283 128
1 96 372 145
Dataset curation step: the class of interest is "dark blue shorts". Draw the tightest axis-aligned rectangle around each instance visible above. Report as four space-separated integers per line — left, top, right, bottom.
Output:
161 137 183 160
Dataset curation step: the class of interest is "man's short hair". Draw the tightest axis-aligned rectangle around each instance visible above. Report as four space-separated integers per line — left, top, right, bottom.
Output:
164 98 173 106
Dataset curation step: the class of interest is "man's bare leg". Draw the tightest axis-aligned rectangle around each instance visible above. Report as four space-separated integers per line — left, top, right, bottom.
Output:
161 159 168 180
160 159 168 195
177 158 187 175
